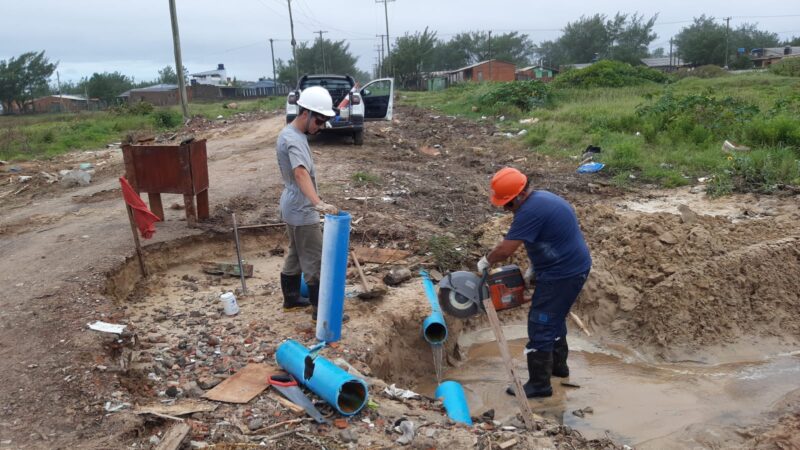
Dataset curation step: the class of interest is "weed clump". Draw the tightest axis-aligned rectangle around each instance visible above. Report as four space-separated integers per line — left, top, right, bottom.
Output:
152 110 182 128
424 235 468 272
351 171 380 186
769 58 800 77
553 60 668 88
475 81 550 113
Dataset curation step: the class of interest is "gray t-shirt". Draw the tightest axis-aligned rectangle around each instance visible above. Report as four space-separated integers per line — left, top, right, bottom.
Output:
276 124 320 226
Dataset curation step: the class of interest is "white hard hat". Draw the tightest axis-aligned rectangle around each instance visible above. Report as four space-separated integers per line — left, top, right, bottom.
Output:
296 86 335 117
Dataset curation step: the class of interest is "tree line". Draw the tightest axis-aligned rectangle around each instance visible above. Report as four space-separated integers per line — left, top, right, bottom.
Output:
2 13 799 113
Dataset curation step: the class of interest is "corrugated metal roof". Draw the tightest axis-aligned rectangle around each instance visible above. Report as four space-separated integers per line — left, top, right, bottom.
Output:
517 65 558 72
130 84 179 93
449 59 515 73
641 57 686 67
752 47 800 58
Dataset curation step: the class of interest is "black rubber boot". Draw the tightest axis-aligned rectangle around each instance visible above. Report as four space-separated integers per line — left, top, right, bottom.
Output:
281 273 311 310
307 282 320 321
308 283 350 323
552 337 569 378
506 351 553 398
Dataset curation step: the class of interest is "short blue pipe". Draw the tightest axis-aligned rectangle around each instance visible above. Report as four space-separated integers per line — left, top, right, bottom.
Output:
300 273 309 299
275 339 368 416
316 212 351 343
420 270 448 344
435 381 472 425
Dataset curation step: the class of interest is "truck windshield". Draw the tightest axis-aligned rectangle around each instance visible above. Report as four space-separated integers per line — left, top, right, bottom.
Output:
301 78 353 90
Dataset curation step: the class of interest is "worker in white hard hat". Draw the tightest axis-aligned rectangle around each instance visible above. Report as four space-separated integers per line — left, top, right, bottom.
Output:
276 85 338 320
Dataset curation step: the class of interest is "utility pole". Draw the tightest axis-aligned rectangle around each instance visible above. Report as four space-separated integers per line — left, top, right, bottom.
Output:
269 38 277 94
669 38 674 71
314 30 329 73
724 17 731 69
287 0 299 84
375 0 394 76
374 45 383 77
488 30 493 81
168 0 189 121
376 34 386 76
56 71 67 113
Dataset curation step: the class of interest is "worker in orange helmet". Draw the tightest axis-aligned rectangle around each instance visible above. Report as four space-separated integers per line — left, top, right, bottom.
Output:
479 167 592 398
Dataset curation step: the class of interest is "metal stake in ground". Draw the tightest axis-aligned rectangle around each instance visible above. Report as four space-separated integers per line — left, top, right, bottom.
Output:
482 298 536 430
231 213 247 295
125 204 147 277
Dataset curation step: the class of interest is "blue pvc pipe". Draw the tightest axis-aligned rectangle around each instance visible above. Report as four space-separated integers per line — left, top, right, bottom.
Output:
316 212 351 343
300 273 309 299
435 381 472 425
275 339 368 416
420 270 448 344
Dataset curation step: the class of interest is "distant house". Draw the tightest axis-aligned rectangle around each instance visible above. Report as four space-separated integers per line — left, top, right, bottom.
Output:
640 57 688 72
28 95 101 113
516 65 558 82
750 47 800 68
190 64 229 86
119 84 193 106
447 59 516 84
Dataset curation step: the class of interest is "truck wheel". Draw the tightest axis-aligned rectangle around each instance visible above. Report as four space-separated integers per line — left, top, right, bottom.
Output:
353 130 364 146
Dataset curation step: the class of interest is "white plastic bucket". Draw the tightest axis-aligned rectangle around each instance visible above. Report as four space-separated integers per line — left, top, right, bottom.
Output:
220 292 240 316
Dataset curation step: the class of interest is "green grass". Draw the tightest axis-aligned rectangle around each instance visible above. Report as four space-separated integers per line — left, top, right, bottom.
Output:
0 97 285 161
398 71 800 194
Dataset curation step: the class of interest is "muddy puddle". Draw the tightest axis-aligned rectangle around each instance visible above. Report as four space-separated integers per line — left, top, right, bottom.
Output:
416 324 800 448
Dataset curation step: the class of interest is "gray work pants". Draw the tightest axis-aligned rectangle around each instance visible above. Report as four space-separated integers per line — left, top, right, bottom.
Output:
282 223 322 285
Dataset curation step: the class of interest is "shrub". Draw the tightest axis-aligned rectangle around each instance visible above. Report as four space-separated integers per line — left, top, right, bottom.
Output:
553 60 668 88
769 58 800 77
152 110 182 128
425 235 467 272
741 116 800 150
475 80 550 113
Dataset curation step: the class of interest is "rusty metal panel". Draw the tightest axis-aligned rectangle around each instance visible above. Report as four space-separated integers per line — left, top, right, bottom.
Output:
189 140 209 194
121 139 208 195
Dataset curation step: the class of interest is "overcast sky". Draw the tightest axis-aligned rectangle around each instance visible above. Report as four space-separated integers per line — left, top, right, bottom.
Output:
2 0 799 84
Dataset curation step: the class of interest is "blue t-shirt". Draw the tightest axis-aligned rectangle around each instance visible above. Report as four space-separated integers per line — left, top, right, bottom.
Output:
506 191 591 280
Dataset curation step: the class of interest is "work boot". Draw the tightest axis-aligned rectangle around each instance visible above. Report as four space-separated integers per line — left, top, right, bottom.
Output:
308 282 320 321
281 273 311 310
307 283 350 323
506 351 553 398
552 337 569 378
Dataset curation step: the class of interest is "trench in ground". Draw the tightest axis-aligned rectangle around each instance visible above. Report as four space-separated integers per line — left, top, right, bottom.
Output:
105 222 800 449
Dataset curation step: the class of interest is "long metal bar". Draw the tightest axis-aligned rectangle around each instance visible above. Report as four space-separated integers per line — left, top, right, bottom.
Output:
231 213 247 294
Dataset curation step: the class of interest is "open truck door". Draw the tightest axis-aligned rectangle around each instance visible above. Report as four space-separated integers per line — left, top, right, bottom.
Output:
361 78 394 121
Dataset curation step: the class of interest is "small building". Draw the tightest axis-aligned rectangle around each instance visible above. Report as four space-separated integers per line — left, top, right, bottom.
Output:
516 65 558 82
641 57 688 72
447 59 516 84
750 47 800 68
120 84 193 106
190 64 229 86
28 95 101 113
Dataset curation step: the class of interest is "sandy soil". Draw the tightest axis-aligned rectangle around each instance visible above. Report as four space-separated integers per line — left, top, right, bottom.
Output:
0 106 798 449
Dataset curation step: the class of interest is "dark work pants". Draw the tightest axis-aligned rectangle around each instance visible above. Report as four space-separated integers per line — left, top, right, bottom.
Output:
526 270 590 353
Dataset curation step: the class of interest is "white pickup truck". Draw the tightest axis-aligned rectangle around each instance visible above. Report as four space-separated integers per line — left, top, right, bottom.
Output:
286 74 394 145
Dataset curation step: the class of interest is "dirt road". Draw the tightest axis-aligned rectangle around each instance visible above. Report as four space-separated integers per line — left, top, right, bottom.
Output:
1 107 798 449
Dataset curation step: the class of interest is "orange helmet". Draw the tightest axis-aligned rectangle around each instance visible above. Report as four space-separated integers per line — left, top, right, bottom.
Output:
490 167 527 206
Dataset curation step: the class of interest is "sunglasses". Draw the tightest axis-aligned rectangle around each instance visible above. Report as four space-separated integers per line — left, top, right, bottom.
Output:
312 114 328 125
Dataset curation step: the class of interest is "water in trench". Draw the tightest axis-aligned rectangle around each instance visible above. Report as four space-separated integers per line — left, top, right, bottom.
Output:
416 324 800 448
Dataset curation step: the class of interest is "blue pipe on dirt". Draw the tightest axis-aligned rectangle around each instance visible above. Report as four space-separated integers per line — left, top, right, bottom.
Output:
435 381 472 425
316 212 351 343
420 270 448 344
275 339 369 416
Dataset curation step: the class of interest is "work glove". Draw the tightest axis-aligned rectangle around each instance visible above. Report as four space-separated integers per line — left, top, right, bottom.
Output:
523 266 536 286
314 201 338 215
477 256 490 273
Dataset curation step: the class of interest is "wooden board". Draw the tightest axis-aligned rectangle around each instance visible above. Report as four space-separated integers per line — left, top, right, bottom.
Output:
135 399 217 417
202 363 273 404
201 261 254 278
155 422 190 450
352 246 412 265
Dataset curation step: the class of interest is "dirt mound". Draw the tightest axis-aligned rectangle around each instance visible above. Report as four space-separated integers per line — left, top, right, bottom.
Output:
579 202 800 355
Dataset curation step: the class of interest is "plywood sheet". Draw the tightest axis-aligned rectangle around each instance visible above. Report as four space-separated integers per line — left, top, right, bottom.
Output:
202 363 273 404
352 246 412 265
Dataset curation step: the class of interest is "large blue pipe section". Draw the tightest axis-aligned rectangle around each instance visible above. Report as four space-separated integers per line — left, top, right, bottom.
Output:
435 381 473 425
316 212 351 343
420 270 448 344
275 339 368 416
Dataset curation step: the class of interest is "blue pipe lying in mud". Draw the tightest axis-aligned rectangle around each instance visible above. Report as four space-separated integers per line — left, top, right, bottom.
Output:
317 212 351 343
435 381 472 425
275 339 369 416
420 270 448 345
